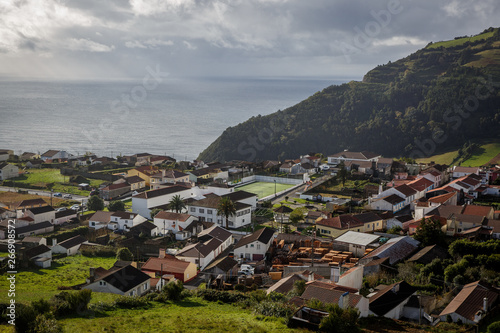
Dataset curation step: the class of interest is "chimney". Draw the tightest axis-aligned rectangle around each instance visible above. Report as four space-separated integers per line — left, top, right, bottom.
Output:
339 292 349 309
159 248 166 259
52 238 57 246
88 267 95 283
308 272 314 282
484 297 488 312
378 184 383 195
392 283 400 293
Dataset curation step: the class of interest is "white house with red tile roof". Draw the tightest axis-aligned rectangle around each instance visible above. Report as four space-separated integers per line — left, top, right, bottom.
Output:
153 211 198 235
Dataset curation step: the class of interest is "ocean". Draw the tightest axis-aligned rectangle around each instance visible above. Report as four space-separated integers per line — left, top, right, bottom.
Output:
0 76 349 161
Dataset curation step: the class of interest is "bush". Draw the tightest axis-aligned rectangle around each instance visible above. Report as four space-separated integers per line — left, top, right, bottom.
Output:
162 280 184 301
487 321 500 333
114 295 150 309
15 304 38 333
253 300 295 318
234 284 245 292
31 313 63 333
51 290 92 317
196 289 248 304
116 247 134 261
81 246 116 257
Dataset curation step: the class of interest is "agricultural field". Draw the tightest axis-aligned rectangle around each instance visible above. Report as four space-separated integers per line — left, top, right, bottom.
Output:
236 182 295 199
7 168 106 196
416 142 500 166
0 255 117 304
426 30 495 49
0 191 68 208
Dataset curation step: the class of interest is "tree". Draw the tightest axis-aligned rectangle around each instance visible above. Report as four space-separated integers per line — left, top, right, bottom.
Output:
150 208 162 220
414 218 445 247
87 195 104 211
116 247 134 261
108 200 125 212
289 207 305 224
217 196 236 229
168 194 186 213
337 161 348 187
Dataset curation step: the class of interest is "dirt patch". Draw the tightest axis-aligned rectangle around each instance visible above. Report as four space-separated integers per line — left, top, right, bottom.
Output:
483 153 500 166
0 191 66 208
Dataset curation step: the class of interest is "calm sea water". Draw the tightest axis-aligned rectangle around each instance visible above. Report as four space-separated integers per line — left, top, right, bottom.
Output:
0 77 347 161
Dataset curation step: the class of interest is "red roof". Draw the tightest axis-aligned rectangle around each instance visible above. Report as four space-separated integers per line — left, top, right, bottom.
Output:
317 215 363 229
141 257 192 274
462 204 493 217
428 192 456 204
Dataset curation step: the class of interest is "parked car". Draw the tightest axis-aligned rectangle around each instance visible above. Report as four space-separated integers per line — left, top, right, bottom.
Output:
238 269 253 276
70 204 80 211
56 207 67 212
63 194 72 199
53 192 62 197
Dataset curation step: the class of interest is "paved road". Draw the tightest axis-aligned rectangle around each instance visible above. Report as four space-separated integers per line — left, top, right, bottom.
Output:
0 186 88 203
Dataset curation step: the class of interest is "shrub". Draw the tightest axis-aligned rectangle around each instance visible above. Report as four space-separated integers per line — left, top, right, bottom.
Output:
51 290 92 316
253 300 295 318
162 280 184 301
116 247 134 261
196 289 248 304
267 292 287 302
234 284 245 292
15 304 38 333
81 246 116 257
31 299 52 315
31 313 63 333
114 295 150 309
487 321 500 333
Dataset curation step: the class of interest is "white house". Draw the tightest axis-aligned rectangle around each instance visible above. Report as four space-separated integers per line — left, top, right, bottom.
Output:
40 150 72 161
83 265 151 296
24 244 52 268
51 235 87 256
369 281 417 319
108 211 147 232
186 193 252 229
131 184 195 218
452 166 480 179
54 209 77 225
233 227 275 261
25 206 56 224
0 163 19 180
153 211 198 236
327 150 381 165
88 211 114 230
176 225 233 270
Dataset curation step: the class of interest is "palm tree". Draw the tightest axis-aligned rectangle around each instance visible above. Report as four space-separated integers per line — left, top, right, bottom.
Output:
217 196 236 229
168 194 186 213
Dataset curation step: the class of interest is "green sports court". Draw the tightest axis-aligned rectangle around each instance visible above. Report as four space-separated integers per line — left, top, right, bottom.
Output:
235 181 295 199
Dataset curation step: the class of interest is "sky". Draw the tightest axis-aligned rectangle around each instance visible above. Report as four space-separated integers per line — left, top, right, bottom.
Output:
1 0 499 80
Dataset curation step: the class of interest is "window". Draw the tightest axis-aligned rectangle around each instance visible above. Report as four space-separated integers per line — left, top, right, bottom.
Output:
257 244 261 250
143 283 148 291
207 209 213 214
199 208 204 213
190 207 195 212
250 244 254 247
207 218 212 222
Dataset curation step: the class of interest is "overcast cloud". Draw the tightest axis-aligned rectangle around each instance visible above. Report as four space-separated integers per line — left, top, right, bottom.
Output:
0 0 498 80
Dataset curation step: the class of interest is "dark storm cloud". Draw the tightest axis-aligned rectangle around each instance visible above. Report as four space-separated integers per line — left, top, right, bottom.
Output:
0 0 499 79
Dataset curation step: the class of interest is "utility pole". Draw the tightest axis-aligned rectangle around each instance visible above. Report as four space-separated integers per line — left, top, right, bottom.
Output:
311 228 315 267
418 293 422 325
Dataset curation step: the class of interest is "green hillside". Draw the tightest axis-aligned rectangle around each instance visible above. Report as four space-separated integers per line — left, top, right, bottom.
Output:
198 27 500 162
416 142 500 166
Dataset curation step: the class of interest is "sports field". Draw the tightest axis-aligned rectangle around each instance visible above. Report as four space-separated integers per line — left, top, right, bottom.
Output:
236 181 295 199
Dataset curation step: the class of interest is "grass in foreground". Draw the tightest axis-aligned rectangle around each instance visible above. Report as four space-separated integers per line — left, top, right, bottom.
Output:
0 255 117 304
57 297 302 333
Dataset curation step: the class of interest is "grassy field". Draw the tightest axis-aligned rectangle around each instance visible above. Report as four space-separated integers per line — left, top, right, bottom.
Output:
427 30 495 49
56 298 302 333
416 142 500 166
0 255 118 304
236 182 295 199
8 168 106 195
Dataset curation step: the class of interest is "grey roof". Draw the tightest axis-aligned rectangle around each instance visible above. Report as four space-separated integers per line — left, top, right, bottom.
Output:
99 265 150 293
234 227 275 249
57 235 87 249
334 231 380 246
25 245 51 259
204 256 238 272
16 221 53 234
28 206 55 215
362 236 420 265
